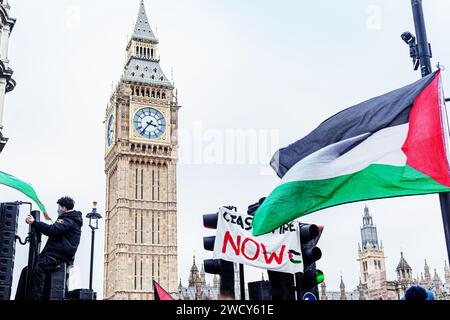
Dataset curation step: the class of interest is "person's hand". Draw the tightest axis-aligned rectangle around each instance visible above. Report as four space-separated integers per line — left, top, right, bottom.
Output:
25 215 35 225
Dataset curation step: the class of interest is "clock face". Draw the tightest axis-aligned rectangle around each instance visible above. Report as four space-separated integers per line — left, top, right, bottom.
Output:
107 115 115 147
133 108 167 140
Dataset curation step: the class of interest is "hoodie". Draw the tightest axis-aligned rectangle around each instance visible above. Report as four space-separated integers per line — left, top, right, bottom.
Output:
33 210 83 263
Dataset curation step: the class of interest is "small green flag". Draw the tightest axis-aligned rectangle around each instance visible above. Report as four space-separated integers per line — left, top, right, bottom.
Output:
0 171 51 221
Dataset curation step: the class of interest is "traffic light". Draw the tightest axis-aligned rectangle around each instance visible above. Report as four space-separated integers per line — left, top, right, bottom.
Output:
247 198 266 216
297 223 324 300
203 210 235 299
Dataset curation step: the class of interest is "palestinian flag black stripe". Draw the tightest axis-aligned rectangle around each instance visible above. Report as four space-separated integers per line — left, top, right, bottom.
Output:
271 72 438 178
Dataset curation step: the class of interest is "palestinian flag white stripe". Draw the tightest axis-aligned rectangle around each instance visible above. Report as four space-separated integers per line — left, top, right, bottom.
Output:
282 124 408 183
253 70 450 236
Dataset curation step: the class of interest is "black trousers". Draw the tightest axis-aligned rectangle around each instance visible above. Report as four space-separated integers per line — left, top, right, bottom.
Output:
15 254 61 300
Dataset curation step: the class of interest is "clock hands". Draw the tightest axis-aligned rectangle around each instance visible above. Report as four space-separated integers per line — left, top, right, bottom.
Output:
141 120 158 135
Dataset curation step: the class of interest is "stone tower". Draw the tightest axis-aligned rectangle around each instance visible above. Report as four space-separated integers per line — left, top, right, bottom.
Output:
103 0 179 300
339 276 346 300
424 260 431 284
445 261 450 285
0 0 16 153
357 278 366 300
433 269 443 296
396 252 412 283
357 206 387 300
320 281 327 300
396 252 413 297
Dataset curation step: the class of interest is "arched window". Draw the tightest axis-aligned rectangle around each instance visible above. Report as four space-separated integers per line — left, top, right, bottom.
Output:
136 46 139 55
131 144 136 152
136 86 139 96
151 49 154 58
141 88 145 96
151 90 155 98
157 91 161 99
162 92 166 99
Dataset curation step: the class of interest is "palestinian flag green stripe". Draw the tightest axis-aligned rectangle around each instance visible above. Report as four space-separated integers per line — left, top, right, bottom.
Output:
253 164 450 235
0 171 50 221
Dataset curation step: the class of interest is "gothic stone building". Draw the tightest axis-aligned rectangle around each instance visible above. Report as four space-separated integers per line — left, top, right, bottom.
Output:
0 0 16 153
320 206 450 300
104 0 179 300
178 257 220 300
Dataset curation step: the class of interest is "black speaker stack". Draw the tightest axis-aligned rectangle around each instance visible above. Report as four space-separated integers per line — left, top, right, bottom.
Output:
0 203 19 300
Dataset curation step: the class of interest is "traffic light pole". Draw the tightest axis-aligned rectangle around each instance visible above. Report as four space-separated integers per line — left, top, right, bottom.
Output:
239 264 245 300
408 0 450 264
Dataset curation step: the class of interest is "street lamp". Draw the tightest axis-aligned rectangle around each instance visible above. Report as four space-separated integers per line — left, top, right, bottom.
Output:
86 201 102 291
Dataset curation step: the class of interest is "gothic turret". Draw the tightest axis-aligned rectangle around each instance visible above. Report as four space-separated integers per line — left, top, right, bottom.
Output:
213 275 219 290
396 252 412 282
340 276 346 300
357 278 366 300
360 206 379 251
320 282 327 300
444 260 450 285
424 260 431 284
200 264 206 286
433 269 443 295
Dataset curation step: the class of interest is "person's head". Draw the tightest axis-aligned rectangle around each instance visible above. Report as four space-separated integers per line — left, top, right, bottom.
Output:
57 196 75 212
403 285 428 301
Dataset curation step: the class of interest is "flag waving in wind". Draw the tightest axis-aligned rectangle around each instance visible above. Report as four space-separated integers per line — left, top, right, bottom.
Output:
153 280 174 300
0 171 51 221
253 70 450 236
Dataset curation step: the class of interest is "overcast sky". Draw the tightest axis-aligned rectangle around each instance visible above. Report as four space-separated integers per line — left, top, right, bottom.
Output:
2 0 450 299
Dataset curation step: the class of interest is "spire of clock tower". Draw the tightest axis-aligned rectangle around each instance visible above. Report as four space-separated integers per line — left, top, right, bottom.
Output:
133 0 157 42
123 0 173 88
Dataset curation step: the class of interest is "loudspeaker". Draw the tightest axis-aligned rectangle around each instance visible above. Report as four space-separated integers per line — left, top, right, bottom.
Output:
0 204 19 232
0 257 14 287
0 203 18 301
67 289 97 300
248 281 272 300
0 285 11 301
0 229 17 258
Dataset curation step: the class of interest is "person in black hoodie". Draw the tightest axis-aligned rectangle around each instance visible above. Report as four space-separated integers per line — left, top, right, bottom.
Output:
15 196 83 300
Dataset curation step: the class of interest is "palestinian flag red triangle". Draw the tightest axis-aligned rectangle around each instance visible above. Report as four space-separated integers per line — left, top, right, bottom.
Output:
153 280 174 300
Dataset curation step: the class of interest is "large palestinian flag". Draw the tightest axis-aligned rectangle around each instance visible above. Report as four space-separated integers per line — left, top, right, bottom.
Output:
253 70 450 236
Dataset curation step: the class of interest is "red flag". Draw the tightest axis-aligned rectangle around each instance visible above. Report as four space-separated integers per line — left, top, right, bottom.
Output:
153 281 174 300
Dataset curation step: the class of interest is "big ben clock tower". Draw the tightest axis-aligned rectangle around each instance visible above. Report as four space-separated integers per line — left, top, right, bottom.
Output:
104 0 179 300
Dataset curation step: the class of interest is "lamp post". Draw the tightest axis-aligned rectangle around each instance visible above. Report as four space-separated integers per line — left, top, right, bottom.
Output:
86 201 102 291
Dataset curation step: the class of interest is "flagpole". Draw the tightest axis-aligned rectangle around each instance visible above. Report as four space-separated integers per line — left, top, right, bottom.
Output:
409 0 450 263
